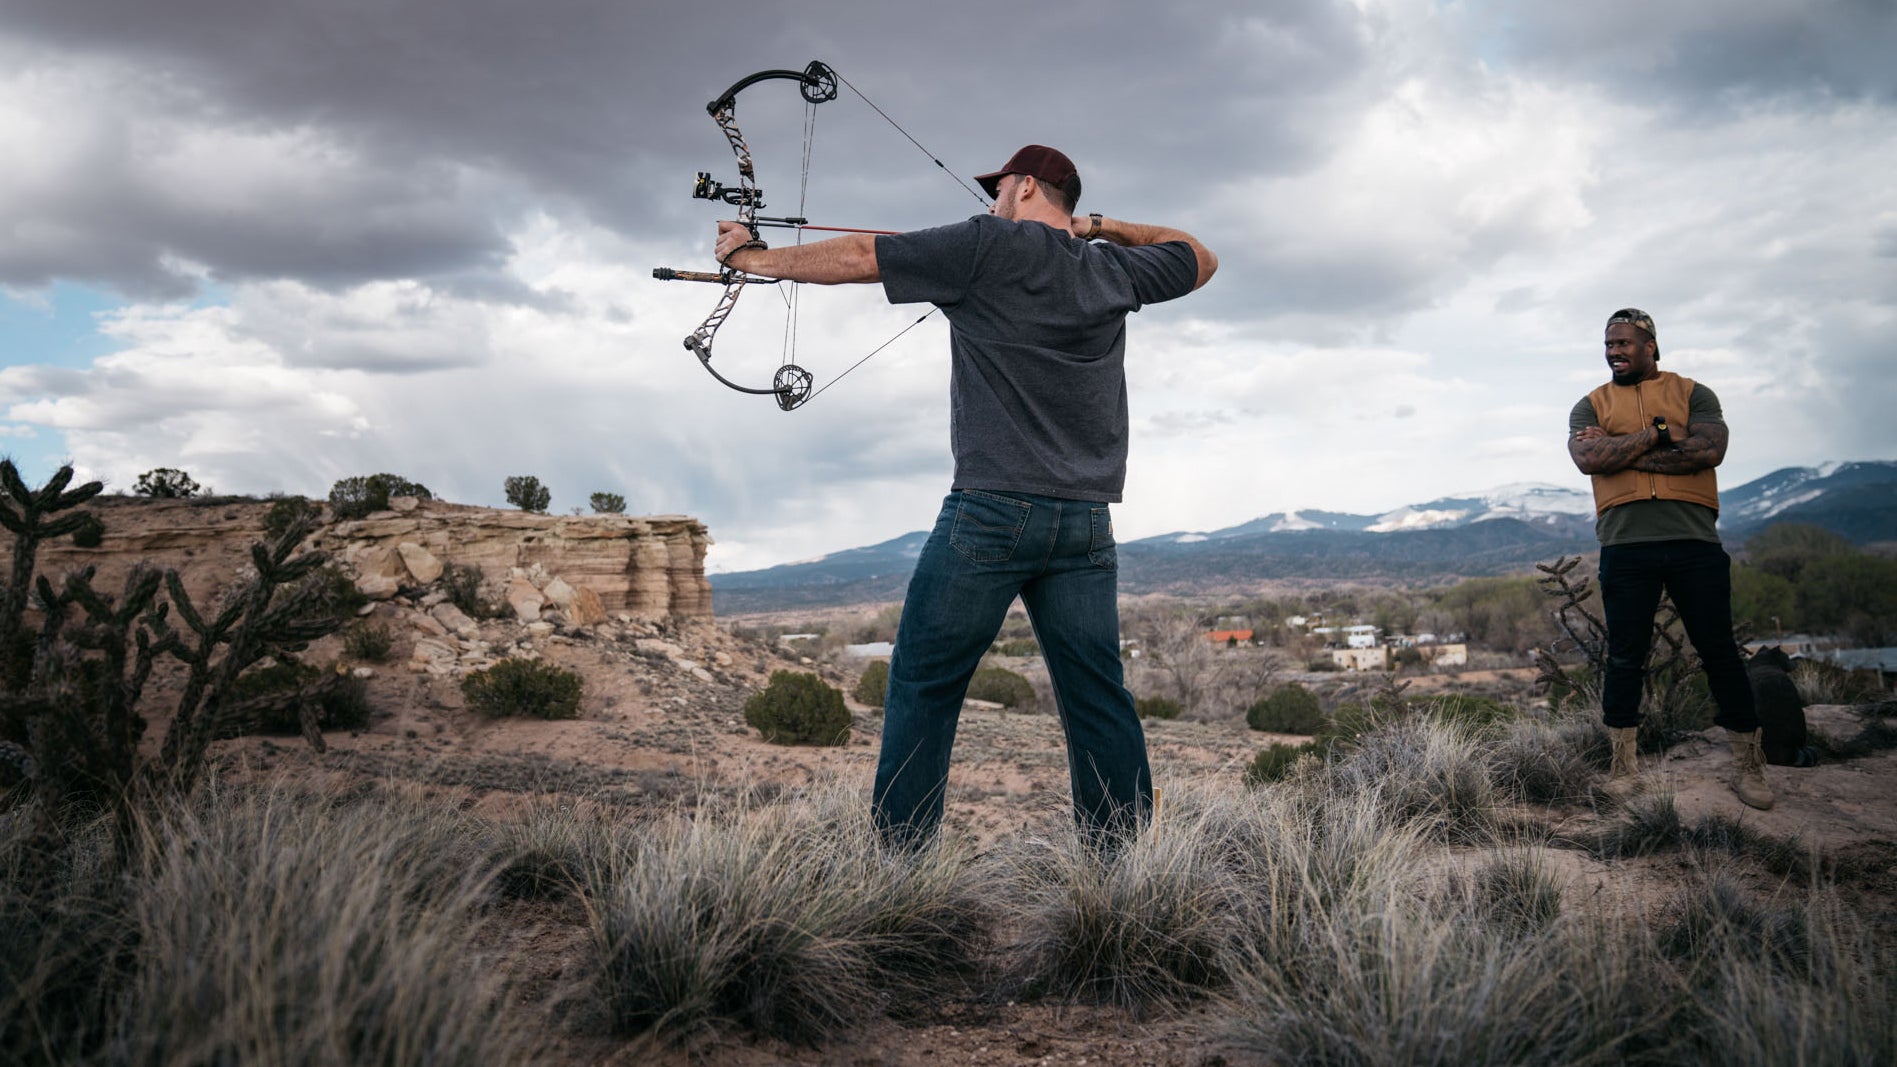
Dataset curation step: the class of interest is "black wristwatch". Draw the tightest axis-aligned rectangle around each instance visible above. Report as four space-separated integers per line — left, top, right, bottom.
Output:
1652 416 1672 446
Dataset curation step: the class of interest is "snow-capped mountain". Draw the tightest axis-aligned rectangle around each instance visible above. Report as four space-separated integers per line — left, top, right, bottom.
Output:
710 462 1895 612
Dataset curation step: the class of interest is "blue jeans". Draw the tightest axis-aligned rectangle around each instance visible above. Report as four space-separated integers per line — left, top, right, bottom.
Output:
1598 539 1757 732
872 489 1151 851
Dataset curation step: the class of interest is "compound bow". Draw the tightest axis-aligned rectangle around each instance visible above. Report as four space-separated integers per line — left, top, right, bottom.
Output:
652 60 984 411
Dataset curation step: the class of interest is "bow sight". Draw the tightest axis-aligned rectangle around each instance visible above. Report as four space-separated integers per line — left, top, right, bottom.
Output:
692 171 759 209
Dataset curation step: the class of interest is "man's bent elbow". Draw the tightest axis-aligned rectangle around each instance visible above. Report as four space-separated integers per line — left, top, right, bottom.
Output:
1192 245 1219 291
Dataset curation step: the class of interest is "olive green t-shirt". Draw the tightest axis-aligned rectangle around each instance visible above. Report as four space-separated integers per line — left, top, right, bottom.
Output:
1568 383 1724 547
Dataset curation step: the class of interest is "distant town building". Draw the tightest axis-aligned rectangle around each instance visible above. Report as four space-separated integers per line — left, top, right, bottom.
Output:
1205 629 1255 646
1332 646 1393 671
844 642 894 659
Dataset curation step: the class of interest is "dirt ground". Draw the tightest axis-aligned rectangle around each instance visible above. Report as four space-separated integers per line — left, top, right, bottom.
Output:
202 608 1897 1067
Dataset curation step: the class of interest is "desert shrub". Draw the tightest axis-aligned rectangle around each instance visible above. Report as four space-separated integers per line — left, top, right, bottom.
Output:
1137 695 1182 720
1305 657 1340 672
1246 684 1324 734
503 475 551 513
342 621 393 661
133 467 199 498
743 671 850 745
1246 742 1315 785
589 492 626 514
1580 791 1685 858
993 637 1040 657
68 512 105 548
461 659 583 720
853 660 889 707
263 495 321 542
313 561 370 617
966 665 1035 709
221 661 374 735
442 562 501 619
327 473 432 521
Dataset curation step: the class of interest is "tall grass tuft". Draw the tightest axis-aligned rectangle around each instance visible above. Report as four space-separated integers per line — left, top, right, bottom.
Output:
1327 716 1498 841
581 786 991 1047
109 785 536 1066
998 790 1251 1008
1491 717 1604 804
3 783 540 1066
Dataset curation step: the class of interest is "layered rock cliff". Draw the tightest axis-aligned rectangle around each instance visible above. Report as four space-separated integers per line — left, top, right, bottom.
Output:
21 496 713 621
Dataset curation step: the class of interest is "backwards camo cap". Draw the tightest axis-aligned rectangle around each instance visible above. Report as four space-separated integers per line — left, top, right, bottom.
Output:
1606 308 1657 339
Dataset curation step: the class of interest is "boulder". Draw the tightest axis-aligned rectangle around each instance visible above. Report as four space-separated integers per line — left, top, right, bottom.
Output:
397 542 444 584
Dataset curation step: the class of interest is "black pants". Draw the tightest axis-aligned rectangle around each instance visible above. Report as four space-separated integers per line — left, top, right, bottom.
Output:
1599 539 1757 731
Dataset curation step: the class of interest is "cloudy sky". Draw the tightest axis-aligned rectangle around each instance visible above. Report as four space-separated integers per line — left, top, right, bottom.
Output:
1 0 1892 572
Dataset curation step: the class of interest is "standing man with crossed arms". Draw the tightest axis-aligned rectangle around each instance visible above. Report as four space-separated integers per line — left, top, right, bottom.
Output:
716 145 1216 850
1568 307 1772 810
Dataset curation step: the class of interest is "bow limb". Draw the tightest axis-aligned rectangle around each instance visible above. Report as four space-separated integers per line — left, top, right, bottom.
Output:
677 272 812 411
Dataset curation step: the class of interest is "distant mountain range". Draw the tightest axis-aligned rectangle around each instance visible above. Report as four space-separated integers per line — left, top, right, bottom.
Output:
710 462 1897 613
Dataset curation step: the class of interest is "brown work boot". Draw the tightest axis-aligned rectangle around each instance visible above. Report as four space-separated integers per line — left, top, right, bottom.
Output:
1604 726 1640 798
1726 728 1775 811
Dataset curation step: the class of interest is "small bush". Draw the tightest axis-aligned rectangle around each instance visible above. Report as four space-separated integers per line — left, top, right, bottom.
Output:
1137 695 1182 720
443 562 501 619
993 638 1040 657
1246 742 1316 785
342 621 393 662
589 492 627 514
743 671 851 745
133 467 199 498
853 660 889 707
1246 684 1324 734
503 475 551 513
221 661 374 734
966 666 1035 709
1305 657 1340 672
328 473 432 521
69 512 105 548
263 496 322 542
462 659 584 720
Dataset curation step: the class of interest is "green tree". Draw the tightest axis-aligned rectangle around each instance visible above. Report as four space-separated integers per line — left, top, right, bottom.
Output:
1729 564 1796 636
328 474 432 520
589 492 627 514
504 475 551 513
1746 522 1853 583
133 467 200 498
1796 554 1897 646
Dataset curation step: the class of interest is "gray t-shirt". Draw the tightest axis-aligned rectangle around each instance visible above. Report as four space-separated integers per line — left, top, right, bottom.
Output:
875 214 1198 502
1568 381 1724 546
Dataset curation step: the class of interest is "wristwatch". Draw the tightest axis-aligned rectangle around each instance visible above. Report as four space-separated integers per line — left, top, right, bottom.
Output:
1652 416 1672 446
1083 213 1103 240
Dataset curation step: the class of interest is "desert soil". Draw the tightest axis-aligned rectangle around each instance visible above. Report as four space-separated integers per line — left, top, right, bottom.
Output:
200 608 1897 1067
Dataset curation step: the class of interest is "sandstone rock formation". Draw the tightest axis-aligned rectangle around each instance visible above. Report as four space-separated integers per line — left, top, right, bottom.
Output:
20 496 714 622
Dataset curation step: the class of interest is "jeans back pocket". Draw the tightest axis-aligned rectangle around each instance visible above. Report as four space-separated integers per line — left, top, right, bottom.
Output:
1088 506 1117 569
949 490 1031 563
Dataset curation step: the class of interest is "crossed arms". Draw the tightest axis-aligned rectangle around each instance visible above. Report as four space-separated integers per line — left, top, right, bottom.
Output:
1569 420 1728 476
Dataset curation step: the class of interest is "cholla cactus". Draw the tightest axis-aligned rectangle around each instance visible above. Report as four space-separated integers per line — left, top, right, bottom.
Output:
2 464 348 831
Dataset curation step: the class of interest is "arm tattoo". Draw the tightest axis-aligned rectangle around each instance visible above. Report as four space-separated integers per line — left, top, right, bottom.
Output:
1569 430 1653 475
1631 422 1728 474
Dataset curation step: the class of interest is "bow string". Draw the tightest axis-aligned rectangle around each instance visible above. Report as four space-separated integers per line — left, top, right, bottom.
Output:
652 60 987 411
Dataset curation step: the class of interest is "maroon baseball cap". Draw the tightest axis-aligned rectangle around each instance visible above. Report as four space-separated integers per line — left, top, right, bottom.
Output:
975 144 1082 206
